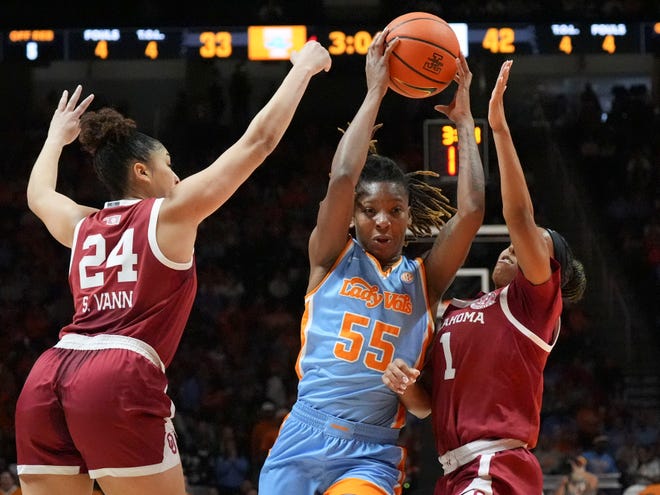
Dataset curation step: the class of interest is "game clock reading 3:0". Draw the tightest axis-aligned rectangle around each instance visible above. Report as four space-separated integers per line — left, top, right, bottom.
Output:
327 29 375 55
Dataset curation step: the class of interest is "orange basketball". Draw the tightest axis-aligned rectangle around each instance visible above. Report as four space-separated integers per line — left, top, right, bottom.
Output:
385 12 460 99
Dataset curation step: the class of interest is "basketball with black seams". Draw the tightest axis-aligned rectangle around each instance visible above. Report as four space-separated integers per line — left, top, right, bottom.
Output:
385 12 460 98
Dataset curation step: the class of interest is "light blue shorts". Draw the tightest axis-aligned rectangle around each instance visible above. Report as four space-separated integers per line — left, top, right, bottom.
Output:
258 401 406 495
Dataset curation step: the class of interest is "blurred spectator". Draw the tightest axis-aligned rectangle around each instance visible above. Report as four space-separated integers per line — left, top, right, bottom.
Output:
622 443 660 495
215 426 250 495
0 469 20 495
535 432 568 475
181 421 218 495
249 402 280 479
581 435 619 475
553 456 599 495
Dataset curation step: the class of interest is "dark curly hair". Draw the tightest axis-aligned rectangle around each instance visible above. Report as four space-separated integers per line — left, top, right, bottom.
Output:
546 228 587 304
79 107 162 198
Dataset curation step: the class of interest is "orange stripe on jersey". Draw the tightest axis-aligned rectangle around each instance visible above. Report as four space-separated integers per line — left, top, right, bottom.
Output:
395 449 407 495
306 240 354 297
295 300 310 379
325 477 391 495
392 401 408 429
414 258 435 369
296 240 354 379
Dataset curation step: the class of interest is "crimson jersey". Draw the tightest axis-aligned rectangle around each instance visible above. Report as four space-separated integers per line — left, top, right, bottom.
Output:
61 198 197 367
428 260 562 455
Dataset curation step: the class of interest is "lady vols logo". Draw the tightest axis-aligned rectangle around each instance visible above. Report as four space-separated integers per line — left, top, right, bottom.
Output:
400 271 414 284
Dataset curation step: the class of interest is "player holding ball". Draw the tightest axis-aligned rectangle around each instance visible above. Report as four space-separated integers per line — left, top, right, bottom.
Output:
259 28 485 495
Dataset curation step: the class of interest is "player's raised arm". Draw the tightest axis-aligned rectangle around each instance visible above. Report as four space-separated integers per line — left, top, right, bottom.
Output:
27 85 96 247
488 60 551 284
423 53 485 306
307 31 395 288
157 40 330 260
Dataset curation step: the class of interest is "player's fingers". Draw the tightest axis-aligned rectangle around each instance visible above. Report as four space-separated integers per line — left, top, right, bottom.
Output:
385 367 406 383
457 53 468 75
74 94 95 116
454 57 463 79
406 367 421 379
370 30 384 51
383 375 407 394
499 60 512 83
383 36 398 60
57 90 69 111
434 104 449 116
66 85 83 110
382 373 405 392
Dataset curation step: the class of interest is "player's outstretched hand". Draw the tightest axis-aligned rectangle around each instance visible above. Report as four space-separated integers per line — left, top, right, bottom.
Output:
434 52 473 126
365 29 397 97
488 60 513 133
382 358 420 395
48 85 94 146
290 40 332 74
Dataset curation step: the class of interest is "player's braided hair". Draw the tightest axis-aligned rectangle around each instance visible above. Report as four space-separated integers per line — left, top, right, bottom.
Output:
341 124 456 239
406 170 456 237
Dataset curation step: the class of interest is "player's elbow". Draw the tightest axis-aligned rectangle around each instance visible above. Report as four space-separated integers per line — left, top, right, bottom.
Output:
456 200 485 230
27 188 47 219
250 131 281 162
239 119 284 165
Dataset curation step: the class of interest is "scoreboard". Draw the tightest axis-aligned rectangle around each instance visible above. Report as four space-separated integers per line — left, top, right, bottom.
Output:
424 119 488 184
2 21 658 63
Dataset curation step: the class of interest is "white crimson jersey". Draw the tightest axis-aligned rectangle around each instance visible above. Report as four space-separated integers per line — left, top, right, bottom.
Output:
429 259 563 454
295 238 435 428
61 198 197 367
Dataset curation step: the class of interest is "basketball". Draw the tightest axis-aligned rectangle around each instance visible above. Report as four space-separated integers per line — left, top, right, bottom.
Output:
384 12 460 99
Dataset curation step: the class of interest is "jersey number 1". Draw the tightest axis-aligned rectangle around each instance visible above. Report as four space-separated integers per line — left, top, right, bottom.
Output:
439 332 457 379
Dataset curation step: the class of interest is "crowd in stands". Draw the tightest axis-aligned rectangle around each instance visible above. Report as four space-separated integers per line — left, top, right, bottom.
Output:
0 3 658 492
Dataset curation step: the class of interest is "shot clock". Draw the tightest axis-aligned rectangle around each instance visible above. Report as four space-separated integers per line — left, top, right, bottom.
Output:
423 119 488 183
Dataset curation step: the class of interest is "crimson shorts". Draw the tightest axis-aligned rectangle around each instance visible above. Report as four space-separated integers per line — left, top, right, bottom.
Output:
15 335 180 478
434 448 543 495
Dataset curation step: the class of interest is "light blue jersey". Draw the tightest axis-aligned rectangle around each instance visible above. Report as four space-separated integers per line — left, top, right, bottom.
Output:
296 238 435 427
260 239 435 495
